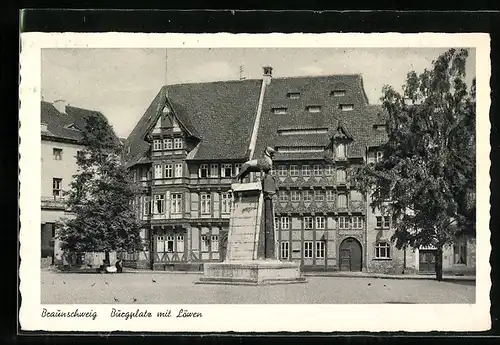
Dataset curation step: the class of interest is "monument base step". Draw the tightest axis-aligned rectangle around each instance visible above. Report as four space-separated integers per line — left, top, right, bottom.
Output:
195 260 307 285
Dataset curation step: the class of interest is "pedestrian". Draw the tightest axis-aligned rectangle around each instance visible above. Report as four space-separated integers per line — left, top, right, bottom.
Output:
115 258 123 273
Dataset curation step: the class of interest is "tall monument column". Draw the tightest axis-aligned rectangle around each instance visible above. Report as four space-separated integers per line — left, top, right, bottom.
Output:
258 173 277 260
196 147 305 285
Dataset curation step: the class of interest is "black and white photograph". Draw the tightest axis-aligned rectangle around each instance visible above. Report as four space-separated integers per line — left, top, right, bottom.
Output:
19 33 490 332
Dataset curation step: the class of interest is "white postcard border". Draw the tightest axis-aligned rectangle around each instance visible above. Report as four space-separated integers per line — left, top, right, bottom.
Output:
19 32 491 332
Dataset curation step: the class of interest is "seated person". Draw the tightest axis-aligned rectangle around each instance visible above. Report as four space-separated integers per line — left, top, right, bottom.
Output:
115 258 123 273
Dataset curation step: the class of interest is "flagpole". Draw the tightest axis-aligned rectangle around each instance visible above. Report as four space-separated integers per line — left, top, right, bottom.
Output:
165 48 168 98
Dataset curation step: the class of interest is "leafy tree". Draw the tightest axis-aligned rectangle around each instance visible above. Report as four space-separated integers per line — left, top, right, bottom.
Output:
57 114 142 266
352 48 476 281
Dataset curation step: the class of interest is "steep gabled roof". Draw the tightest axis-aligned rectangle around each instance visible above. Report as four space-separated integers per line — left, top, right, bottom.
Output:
40 101 112 144
254 74 376 159
124 79 263 166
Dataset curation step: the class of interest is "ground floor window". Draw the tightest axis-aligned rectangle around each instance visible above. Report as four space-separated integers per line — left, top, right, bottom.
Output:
316 241 325 258
453 243 467 265
375 241 391 259
166 236 175 252
304 241 313 258
211 235 219 252
201 235 210 252
176 235 184 253
280 241 289 260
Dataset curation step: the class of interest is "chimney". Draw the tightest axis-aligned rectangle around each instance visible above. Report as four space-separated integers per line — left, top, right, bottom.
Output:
41 122 48 132
53 99 67 114
263 66 273 85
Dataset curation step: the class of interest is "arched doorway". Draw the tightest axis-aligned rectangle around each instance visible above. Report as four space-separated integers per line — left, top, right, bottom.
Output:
339 237 362 271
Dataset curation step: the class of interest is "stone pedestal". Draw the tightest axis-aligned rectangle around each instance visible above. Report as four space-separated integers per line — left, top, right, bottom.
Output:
196 182 306 285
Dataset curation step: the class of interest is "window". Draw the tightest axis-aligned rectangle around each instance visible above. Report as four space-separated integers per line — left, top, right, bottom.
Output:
290 165 299 176
332 89 346 97
272 107 288 114
270 168 276 176
303 216 313 229
279 191 289 202
280 217 290 230
340 104 354 111
302 165 311 176
53 148 62 160
374 124 386 131
201 235 209 252
76 150 84 160
278 128 328 135
303 190 313 202
375 242 391 259
140 167 148 181
338 216 349 229
337 194 347 208
376 216 383 228
200 194 211 215
277 146 326 153
336 169 346 183
143 196 151 215
221 164 233 177
154 164 163 179
352 216 363 229
384 217 390 228
221 192 232 214
153 140 162 151
278 165 287 176
199 164 208 178
304 242 313 258
326 190 335 202
165 164 173 178
210 164 219 178
313 165 323 176
324 165 333 176
163 138 173 150
287 92 300 99
174 138 183 149
234 163 241 176
174 163 183 177
211 235 219 252
376 216 390 228
306 105 322 113
336 143 346 158
316 241 325 258
376 151 384 162
274 217 279 230
52 178 62 197
453 243 467 265
314 190 325 201
350 190 363 201
171 193 182 214
315 216 325 229
176 235 184 253
280 241 290 259
156 236 165 252
166 236 175 252
154 195 165 214
290 190 300 202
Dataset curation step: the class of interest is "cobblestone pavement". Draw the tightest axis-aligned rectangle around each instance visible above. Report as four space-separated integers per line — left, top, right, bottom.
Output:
40 271 475 304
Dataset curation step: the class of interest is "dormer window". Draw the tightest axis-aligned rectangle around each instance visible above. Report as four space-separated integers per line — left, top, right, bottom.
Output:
339 104 354 111
272 107 287 115
335 143 346 158
65 123 80 131
373 124 386 131
287 92 300 99
306 106 322 113
332 90 346 97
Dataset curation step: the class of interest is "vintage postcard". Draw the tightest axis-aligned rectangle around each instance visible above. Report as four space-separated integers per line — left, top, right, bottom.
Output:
19 32 491 332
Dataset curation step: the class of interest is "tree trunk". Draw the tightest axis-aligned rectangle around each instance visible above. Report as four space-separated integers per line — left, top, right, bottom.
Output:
435 245 443 281
105 251 110 266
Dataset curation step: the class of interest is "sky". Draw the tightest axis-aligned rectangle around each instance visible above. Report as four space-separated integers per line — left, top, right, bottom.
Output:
41 48 476 139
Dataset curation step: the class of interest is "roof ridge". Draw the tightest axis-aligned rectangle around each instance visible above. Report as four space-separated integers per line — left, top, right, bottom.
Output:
164 74 364 88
